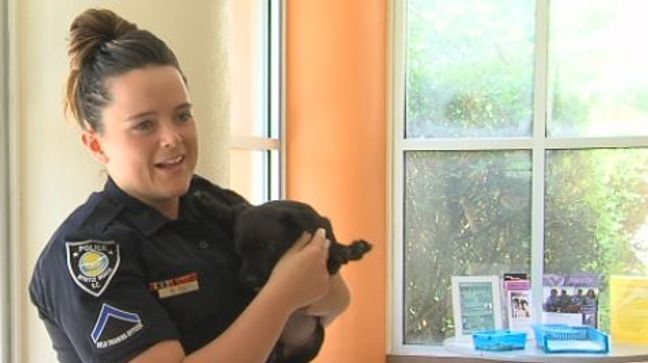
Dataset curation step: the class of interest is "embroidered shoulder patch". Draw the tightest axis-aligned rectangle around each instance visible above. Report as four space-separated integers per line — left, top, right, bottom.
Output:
91 303 144 349
66 240 120 297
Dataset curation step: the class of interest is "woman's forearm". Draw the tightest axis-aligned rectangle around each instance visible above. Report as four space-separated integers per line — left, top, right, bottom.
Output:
132 232 332 363
302 273 350 326
185 281 293 363
131 283 294 363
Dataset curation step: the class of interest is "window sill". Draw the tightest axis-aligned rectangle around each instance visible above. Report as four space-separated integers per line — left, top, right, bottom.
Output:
388 355 503 363
388 338 648 363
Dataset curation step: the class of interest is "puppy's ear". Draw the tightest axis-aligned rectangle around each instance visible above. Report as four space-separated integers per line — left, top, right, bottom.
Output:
231 203 249 220
279 212 305 231
277 212 312 247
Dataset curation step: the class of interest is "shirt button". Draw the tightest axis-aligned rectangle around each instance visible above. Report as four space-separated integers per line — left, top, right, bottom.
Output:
198 241 210 249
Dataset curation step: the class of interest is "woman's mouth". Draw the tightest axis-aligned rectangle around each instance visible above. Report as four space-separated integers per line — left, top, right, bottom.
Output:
155 155 185 169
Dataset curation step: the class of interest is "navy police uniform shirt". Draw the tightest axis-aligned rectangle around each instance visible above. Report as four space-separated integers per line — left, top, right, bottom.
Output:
29 175 255 363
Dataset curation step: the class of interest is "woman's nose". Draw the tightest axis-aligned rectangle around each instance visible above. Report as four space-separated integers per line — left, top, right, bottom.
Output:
160 122 182 148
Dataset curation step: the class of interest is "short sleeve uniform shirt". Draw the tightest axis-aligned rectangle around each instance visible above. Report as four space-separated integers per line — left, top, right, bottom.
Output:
29 175 254 362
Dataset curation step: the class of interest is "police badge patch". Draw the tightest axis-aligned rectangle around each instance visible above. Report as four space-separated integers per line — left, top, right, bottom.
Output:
66 240 120 297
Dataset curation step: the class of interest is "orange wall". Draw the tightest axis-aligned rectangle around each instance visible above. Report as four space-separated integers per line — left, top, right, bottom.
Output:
286 1 387 363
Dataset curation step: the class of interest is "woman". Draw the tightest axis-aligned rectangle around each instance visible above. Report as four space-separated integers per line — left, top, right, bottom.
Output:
29 8 349 363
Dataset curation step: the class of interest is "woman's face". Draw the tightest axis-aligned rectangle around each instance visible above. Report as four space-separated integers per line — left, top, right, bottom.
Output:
84 65 198 216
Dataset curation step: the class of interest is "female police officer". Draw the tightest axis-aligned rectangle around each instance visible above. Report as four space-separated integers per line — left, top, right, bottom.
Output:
29 8 349 363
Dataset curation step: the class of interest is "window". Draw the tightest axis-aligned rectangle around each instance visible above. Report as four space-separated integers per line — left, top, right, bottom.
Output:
229 0 283 204
392 0 648 354
0 0 10 360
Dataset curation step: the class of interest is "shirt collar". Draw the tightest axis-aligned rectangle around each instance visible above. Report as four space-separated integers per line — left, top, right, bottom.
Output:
103 177 171 236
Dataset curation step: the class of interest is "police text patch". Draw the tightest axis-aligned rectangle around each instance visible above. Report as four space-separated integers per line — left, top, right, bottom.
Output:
66 240 120 297
91 303 143 349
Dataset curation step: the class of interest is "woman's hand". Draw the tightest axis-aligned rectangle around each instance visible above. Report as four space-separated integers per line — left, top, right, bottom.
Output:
265 228 331 313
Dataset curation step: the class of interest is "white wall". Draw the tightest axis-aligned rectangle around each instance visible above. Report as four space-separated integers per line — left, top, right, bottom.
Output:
13 1 230 361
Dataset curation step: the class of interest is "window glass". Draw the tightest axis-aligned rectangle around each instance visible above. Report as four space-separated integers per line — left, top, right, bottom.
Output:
405 0 535 139
230 0 269 139
229 149 279 205
229 0 282 202
404 150 531 344
397 0 648 354
548 0 648 137
545 148 648 330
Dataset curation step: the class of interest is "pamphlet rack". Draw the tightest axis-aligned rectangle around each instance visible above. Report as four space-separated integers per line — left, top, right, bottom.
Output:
532 324 609 354
472 330 527 351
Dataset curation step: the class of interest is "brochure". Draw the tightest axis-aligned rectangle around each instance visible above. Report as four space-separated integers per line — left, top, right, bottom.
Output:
504 273 533 335
542 273 600 327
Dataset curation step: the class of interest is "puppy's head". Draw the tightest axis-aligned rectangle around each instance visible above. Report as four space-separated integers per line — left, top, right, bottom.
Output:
234 201 320 290
234 200 373 291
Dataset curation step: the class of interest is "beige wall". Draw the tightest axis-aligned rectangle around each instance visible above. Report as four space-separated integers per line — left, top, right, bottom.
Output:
13 1 230 361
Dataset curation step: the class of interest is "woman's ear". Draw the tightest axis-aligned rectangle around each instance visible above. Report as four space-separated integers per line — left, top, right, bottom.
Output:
81 130 109 164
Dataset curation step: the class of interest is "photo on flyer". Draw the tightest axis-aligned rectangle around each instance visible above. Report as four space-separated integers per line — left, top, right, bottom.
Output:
542 273 600 327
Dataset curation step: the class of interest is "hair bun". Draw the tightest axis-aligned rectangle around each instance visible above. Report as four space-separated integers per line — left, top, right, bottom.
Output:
68 8 137 70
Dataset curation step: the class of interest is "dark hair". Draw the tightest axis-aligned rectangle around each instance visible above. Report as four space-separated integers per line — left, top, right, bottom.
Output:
65 8 184 132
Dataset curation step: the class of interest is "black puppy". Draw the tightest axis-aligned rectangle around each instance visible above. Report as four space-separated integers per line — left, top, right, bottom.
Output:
235 200 372 289
234 200 372 363
192 192 371 363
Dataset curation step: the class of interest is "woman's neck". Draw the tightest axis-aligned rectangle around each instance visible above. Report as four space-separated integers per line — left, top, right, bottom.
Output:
119 184 181 220
152 199 180 220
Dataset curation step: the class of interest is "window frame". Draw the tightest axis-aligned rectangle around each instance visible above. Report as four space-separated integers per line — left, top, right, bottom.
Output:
228 0 285 202
390 0 648 356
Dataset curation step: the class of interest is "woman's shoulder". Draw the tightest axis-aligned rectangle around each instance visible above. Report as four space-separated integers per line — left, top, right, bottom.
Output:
32 190 137 279
55 190 126 240
29 193 147 311
189 174 251 207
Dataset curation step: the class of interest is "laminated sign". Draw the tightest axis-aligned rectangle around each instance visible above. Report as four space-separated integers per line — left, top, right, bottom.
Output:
610 275 648 345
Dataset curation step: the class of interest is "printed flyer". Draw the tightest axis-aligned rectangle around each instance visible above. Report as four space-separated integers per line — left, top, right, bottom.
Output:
504 273 533 335
542 273 600 327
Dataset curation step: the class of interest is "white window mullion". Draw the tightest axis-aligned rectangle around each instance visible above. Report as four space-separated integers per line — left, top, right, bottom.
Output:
278 0 287 199
270 0 283 200
0 0 17 360
531 0 550 326
390 0 407 354
0 0 11 362
546 136 648 150
0 0 10 359
402 138 533 151
229 136 280 151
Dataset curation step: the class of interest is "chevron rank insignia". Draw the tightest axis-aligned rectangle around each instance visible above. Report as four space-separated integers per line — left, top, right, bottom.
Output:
91 303 144 349
66 240 120 297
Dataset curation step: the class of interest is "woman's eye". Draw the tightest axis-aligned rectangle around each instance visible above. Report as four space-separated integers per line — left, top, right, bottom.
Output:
133 120 155 132
177 111 193 123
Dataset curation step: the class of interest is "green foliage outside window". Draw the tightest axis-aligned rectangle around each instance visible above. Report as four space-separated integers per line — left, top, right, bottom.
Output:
403 0 648 345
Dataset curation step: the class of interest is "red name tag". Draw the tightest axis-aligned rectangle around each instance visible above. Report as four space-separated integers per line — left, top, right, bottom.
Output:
148 272 200 299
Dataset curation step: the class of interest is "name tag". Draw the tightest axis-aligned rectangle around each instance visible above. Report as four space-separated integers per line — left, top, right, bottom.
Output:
149 272 200 299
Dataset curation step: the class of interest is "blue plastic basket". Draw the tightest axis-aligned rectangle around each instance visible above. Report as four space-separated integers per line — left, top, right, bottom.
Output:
532 324 609 354
472 330 527 351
